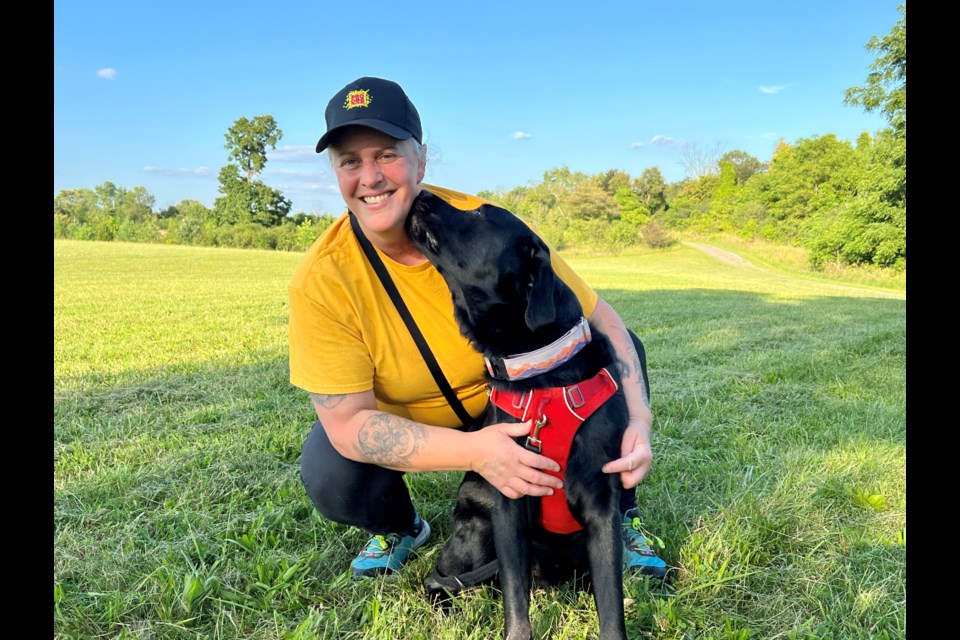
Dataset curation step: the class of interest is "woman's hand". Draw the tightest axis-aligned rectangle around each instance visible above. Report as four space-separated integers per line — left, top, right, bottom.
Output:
470 420 565 499
602 419 653 489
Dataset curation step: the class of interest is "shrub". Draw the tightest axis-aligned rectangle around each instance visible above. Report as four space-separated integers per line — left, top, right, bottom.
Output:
640 220 675 248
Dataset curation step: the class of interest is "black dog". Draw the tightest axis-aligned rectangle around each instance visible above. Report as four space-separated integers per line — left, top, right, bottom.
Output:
407 190 629 640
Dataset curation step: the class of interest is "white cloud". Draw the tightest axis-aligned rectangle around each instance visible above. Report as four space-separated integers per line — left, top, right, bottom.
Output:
143 166 213 177
267 145 320 163
759 85 787 94
512 131 531 140
631 134 677 149
97 68 117 80
266 168 329 178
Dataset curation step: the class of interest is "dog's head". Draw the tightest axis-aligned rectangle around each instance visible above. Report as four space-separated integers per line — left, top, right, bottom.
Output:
407 190 580 356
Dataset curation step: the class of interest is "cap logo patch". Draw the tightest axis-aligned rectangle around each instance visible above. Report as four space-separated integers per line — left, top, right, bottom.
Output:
344 89 372 110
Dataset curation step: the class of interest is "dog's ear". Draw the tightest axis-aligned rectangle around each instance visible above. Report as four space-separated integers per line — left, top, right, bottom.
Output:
524 243 556 331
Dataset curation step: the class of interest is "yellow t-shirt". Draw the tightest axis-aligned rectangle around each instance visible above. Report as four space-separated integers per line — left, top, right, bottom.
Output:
287 184 599 428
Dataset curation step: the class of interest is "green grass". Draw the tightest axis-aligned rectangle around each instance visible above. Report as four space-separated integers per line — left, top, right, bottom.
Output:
54 239 905 639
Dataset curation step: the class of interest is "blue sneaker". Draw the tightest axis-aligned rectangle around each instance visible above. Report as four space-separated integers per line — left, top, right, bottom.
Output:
351 513 431 578
622 508 668 579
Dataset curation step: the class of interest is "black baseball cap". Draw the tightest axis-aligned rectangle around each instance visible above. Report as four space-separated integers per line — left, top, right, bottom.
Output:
315 77 422 153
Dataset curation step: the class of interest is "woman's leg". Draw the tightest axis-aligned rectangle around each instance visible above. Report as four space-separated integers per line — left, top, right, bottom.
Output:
300 420 417 534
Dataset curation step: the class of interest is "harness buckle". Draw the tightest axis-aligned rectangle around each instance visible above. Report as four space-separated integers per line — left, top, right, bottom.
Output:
524 415 548 453
565 385 585 408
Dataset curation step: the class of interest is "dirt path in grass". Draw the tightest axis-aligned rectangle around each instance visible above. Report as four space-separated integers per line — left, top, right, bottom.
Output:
683 242 754 267
682 241 905 299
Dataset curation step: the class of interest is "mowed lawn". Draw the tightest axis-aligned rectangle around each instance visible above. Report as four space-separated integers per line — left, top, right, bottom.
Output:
54 238 906 640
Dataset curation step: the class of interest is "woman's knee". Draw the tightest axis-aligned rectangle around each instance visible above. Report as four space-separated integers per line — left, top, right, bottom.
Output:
300 421 356 520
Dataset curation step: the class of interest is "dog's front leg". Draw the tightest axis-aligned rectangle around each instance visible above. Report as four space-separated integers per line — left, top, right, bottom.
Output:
583 507 628 640
492 492 533 640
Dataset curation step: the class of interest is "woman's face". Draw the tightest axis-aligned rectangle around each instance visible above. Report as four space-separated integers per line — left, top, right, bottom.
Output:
328 126 427 237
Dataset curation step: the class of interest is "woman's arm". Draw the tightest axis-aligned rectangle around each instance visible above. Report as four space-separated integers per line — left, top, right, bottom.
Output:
309 389 564 499
588 298 655 489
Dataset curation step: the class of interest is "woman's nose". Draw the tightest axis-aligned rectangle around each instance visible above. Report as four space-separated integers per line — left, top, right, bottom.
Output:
359 160 383 187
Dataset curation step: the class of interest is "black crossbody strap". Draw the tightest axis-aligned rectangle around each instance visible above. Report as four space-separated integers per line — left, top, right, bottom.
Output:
349 212 477 429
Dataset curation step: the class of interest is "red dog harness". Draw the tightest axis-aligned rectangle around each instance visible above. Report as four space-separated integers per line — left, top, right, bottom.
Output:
489 368 619 534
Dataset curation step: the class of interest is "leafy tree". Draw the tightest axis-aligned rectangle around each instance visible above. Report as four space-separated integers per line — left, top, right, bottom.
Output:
746 134 861 236
541 166 588 220
216 116 291 227
634 167 668 215
54 188 99 224
594 169 632 197
718 150 766 185
121 186 156 223
807 131 905 268
811 4 906 270
166 199 214 245
703 161 738 232
94 181 125 217
224 115 284 182
214 165 252 226
844 4 906 137
563 182 618 221
614 187 650 227
158 205 180 219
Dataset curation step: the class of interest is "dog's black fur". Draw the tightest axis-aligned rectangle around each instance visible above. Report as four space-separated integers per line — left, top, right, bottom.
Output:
407 190 629 640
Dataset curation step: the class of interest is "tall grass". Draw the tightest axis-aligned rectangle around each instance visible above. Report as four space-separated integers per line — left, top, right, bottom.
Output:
54 239 905 639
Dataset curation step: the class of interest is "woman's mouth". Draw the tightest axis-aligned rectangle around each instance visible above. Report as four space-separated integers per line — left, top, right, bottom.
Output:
361 193 391 205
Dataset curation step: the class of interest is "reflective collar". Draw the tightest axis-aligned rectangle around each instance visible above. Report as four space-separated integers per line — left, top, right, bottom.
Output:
484 317 591 381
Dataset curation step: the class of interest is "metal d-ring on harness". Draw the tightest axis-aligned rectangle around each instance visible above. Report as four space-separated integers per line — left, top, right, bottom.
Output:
524 399 552 453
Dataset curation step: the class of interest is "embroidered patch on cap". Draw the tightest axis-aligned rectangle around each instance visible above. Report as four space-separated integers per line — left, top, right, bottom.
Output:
344 89 372 110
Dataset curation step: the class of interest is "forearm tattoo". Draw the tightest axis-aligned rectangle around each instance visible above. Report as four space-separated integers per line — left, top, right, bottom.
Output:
613 326 650 407
310 393 346 409
354 412 428 467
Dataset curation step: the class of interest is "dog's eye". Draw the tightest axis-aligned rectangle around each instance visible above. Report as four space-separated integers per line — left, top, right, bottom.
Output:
426 231 439 253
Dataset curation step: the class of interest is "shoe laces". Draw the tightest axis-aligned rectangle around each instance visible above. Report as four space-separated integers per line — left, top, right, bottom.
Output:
361 534 398 557
624 517 664 554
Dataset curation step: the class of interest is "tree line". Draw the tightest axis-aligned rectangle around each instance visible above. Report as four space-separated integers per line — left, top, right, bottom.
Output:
53 114 337 253
53 6 904 270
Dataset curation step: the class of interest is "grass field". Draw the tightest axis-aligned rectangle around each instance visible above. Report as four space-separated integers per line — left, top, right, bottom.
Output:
54 238 906 639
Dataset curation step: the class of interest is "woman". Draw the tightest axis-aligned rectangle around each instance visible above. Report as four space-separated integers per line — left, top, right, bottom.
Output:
289 76 666 579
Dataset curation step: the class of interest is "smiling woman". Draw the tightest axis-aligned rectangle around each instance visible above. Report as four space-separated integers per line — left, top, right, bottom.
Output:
288 76 668 587
326 129 426 260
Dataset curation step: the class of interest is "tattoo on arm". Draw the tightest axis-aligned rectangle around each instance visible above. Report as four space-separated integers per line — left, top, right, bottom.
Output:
310 393 347 409
613 326 650 407
354 412 428 467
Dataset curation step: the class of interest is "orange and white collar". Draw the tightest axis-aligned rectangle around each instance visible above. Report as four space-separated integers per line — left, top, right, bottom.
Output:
484 317 591 381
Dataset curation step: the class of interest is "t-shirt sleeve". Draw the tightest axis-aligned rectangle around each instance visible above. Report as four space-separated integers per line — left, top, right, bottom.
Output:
288 282 374 395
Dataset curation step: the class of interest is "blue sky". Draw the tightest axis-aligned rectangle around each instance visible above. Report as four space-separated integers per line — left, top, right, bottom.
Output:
54 1 902 216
